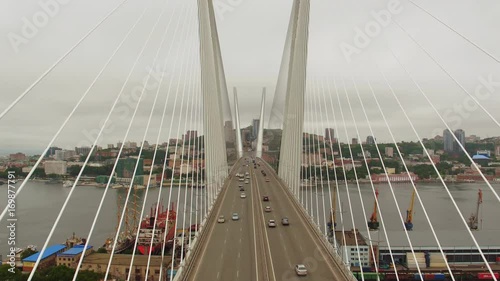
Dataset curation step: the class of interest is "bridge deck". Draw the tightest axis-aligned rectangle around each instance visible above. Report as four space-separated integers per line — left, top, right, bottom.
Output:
182 157 352 281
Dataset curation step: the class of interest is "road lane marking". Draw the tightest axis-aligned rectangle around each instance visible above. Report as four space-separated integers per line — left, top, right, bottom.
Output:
250 167 259 281
217 272 220 280
253 168 277 281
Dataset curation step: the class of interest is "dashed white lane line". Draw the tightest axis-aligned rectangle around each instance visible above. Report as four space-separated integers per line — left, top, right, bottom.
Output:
217 272 220 280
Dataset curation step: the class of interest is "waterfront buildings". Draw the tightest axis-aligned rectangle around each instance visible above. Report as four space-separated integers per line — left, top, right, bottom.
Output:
23 244 66 272
454 129 466 152
75 146 92 156
56 245 93 268
371 172 418 183
366 136 375 145
55 150 76 161
352 138 358 145
335 230 371 267
9 152 26 161
116 157 144 179
81 253 170 280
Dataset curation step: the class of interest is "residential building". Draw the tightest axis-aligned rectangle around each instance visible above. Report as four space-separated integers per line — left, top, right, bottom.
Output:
496 145 500 157
352 138 358 145
107 144 115 149
476 150 491 157
385 147 394 157
443 129 454 153
366 136 375 145
325 128 335 141
9 152 26 161
44 161 67 175
184 130 198 141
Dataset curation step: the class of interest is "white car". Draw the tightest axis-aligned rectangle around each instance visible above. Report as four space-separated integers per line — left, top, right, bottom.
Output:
268 219 276 227
240 193 246 198
217 215 225 223
244 180 249 184
295 264 307 276
265 206 272 212
232 213 239 220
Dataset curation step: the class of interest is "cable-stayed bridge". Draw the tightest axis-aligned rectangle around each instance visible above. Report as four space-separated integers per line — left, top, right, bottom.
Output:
1 0 500 281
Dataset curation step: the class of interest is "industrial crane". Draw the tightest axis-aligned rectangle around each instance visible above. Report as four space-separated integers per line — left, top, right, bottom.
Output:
368 189 379 230
405 190 416 231
327 190 337 237
468 189 483 230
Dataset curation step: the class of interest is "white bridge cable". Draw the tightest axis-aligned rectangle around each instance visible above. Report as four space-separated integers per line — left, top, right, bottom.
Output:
179 30 200 267
392 20 500 147
308 82 323 230
143 3 196 278
377 64 498 280
311 80 328 236
326 77 364 275
123 3 190 280
363 78 455 280
386 29 500 204
0 1 146 223
154 15 197 280
334 76 385 281
344 76 420 279
317 78 345 254
103 6 181 281
167 33 198 281
0 0 129 121
302 87 315 219
405 0 500 64
25 3 154 279
310 88 322 228
321 78 351 268
324 77 379 277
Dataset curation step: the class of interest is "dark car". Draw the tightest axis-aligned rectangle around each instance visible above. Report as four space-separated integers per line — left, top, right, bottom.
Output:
263 196 269 201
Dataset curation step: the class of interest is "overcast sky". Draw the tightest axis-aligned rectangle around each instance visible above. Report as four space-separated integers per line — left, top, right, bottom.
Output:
1 0 500 155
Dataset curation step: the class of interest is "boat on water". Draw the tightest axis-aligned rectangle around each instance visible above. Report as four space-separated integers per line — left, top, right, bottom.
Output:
45 178 61 184
137 202 176 255
104 232 135 254
63 180 73 187
111 184 123 189
66 232 85 248
134 185 146 190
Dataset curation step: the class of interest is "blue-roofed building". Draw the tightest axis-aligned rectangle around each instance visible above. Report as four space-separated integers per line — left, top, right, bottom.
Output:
57 245 93 268
472 154 491 166
23 244 66 272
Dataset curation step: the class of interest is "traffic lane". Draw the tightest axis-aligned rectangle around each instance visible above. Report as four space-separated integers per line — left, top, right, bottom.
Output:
251 168 276 281
255 165 347 280
215 168 255 281
192 165 255 281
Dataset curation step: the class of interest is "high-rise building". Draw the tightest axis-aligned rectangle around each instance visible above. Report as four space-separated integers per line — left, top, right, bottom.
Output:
366 136 375 145
454 129 466 153
385 147 394 157
325 128 335 141
443 129 454 153
352 138 358 145
184 130 198 141
46 147 62 157
107 144 115 149
495 145 500 157
252 119 260 140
